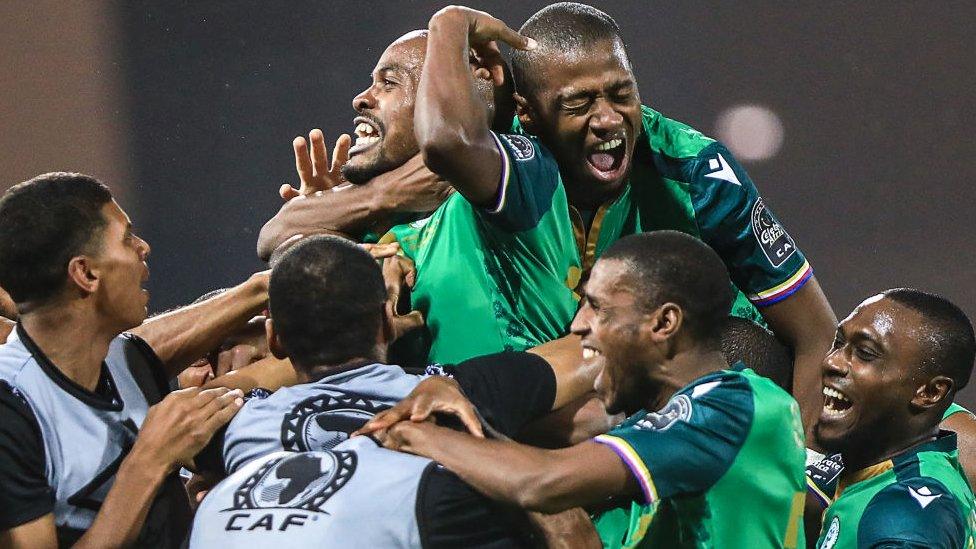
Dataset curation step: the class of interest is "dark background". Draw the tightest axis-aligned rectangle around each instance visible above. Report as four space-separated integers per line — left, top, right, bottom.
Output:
3 2 975 399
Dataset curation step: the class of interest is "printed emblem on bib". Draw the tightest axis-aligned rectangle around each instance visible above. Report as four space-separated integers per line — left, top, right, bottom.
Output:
820 516 840 549
634 395 692 431
500 134 535 161
282 393 389 452
751 198 796 267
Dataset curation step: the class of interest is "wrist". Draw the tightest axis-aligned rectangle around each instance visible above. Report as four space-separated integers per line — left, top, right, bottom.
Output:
241 272 270 312
121 443 171 485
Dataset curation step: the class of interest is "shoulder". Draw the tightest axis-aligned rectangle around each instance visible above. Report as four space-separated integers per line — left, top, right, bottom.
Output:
0 331 33 380
639 106 716 159
857 478 967 548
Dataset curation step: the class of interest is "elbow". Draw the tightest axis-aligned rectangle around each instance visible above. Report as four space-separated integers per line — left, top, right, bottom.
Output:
418 134 466 178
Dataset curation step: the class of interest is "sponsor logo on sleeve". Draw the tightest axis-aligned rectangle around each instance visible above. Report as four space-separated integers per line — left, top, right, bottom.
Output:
907 485 943 509
500 134 535 161
634 395 692 431
704 153 741 186
223 451 356 532
820 516 840 548
751 198 796 267
282 394 389 452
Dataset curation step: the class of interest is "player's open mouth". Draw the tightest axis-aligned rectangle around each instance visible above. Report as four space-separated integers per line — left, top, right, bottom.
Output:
349 117 383 155
822 385 853 417
585 137 628 182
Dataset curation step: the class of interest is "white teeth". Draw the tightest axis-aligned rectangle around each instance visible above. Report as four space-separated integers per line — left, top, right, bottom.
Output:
822 386 851 403
595 138 623 151
582 347 601 360
354 136 380 147
355 122 378 137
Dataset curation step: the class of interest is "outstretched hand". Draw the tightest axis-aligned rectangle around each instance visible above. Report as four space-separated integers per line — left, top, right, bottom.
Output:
353 375 484 438
280 129 352 201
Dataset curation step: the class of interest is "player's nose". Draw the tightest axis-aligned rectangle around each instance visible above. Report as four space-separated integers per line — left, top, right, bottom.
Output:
588 99 624 134
353 86 377 112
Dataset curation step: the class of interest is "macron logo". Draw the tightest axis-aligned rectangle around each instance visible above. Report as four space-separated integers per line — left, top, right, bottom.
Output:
907 485 942 509
704 153 741 186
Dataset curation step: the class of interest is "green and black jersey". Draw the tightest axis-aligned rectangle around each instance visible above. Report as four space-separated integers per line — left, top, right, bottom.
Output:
592 364 807 548
388 133 581 364
516 106 813 323
814 432 976 549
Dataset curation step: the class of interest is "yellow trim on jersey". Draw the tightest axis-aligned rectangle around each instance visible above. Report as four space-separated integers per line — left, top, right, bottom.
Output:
747 260 812 301
594 434 659 504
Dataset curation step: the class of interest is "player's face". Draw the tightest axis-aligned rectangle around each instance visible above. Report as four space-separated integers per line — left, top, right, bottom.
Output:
343 33 425 184
524 38 641 208
90 201 151 331
815 296 926 458
572 259 652 416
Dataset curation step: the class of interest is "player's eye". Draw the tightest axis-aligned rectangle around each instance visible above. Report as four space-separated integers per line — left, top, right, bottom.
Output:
382 78 397 89
561 98 591 113
854 346 879 361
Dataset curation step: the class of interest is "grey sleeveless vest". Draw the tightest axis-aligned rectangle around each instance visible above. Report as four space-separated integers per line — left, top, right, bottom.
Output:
223 362 428 474
191 437 432 547
0 326 188 546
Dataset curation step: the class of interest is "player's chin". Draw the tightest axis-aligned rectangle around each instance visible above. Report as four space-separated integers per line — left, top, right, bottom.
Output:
814 411 857 451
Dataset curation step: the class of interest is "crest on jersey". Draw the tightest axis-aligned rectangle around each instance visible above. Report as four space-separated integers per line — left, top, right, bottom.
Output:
820 516 840 548
500 134 535 161
229 451 356 512
634 395 692 431
751 198 796 267
282 393 389 452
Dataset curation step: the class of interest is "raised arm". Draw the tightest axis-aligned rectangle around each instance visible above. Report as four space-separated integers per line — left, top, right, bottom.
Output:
417 7 534 206
130 272 268 379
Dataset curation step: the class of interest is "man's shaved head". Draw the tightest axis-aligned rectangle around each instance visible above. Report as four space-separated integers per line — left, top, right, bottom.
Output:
511 2 626 99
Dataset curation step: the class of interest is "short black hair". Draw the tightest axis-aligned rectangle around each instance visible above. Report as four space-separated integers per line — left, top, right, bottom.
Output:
511 2 625 99
720 316 793 391
883 288 975 392
600 230 733 346
0 172 113 304
269 235 387 369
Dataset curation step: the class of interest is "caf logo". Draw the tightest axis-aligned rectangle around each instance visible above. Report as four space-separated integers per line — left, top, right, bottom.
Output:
231 451 356 512
820 516 840 548
282 393 389 452
751 198 796 267
635 395 692 431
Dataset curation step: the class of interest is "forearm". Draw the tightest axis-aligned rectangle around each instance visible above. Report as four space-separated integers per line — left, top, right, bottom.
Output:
761 277 836 434
257 185 386 261
74 448 169 548
416 427 590 513
203 355 297 393
131 273 269 378
418 11 498 204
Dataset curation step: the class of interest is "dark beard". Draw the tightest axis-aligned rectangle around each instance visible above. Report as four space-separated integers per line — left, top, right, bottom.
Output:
341 151 401 185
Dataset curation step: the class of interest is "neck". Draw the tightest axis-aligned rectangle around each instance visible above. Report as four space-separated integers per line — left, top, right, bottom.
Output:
842 424 941 472
296 354 384 384
644 347 728 411
19 300 118 392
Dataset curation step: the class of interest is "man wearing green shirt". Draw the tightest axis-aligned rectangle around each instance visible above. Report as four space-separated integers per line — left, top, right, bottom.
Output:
375 231 807 548
505 2 836 432
808 289 976 548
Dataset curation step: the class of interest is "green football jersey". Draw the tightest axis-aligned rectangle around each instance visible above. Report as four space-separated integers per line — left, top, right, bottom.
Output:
815 433 976 549
387 133 581 364
513 106 813 322
592 364 807 548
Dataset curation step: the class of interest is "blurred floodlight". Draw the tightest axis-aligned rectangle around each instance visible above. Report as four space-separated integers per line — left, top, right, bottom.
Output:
715 104 785 162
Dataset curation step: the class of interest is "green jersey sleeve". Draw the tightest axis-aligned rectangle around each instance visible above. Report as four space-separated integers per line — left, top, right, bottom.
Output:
689 142 813 307
593 371 754 504
481 132 562 233
856 479 967 549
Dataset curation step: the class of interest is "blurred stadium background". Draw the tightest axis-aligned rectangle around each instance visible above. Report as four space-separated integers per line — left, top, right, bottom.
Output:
2 2 974 399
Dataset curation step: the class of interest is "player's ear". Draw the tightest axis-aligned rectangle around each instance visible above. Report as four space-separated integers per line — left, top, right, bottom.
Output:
265 317 288 360
514 93 538 135
67 255 99 295
912 375 954 410
647 303 683 344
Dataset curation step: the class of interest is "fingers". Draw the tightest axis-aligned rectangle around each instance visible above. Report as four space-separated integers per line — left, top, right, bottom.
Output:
330 134 352 181
201 389 245 433
308 129 330 190
279 183 301 201
352 407 402 437
391 310 424 341
362 241 400 260
293 136 313 191
436 400 485 438
178 362 213 388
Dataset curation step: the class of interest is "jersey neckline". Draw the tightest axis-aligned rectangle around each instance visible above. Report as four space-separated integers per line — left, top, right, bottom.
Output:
16 323 123 411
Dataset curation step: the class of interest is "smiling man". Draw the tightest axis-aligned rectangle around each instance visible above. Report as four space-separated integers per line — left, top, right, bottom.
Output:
507 2 836 432
378 231 807 548
808 289 976 548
